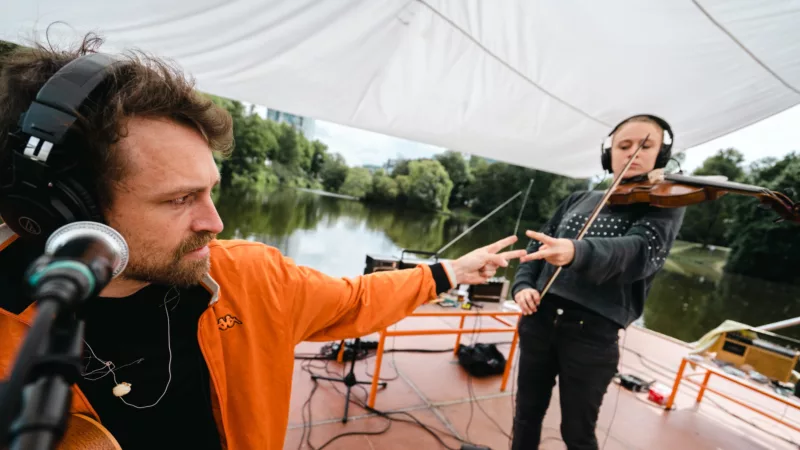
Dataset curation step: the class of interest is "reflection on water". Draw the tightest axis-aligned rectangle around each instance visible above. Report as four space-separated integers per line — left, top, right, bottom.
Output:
216 188 800 342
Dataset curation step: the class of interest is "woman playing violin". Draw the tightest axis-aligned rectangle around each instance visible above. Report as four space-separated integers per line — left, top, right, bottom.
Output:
510 114 686 450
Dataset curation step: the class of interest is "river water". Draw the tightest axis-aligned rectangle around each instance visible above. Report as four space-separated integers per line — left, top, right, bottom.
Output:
215 188 800 343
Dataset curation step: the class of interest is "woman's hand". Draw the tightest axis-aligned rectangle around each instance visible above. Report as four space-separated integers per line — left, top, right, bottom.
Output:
514 288 541 315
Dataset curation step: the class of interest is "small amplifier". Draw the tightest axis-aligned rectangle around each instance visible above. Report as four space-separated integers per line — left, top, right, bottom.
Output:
363 249 438 275
467 277 509 303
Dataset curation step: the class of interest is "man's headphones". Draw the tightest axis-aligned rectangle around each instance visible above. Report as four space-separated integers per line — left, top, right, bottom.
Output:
0 53 123 242
600 114 674 173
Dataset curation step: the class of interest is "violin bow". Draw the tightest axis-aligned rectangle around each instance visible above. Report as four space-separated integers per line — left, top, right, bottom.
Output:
537 133 650 300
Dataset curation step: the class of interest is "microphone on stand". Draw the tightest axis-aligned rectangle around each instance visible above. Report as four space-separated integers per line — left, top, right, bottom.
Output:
26 220 129 301
0 221 128 450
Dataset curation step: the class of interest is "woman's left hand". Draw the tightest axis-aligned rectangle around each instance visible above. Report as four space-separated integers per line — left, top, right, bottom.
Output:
519 231 575 266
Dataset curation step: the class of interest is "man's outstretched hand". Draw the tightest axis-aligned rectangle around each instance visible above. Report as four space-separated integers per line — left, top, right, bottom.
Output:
450 236 528 284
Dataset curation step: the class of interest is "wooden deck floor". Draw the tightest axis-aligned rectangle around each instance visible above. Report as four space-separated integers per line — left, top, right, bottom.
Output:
285 303 800 450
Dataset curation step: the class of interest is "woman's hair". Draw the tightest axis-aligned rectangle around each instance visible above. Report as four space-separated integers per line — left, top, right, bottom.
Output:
620 115 662 127
0 32 233 211
612 115 665 143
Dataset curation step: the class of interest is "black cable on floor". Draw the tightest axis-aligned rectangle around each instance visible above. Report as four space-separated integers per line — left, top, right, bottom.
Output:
298 359 466 450
294 336 527 448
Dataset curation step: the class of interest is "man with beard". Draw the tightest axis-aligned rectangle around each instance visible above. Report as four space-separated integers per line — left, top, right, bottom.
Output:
0 35 527 450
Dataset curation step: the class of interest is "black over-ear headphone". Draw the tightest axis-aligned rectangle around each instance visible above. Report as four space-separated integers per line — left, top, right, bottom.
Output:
0 53 123 242
600 114 674 173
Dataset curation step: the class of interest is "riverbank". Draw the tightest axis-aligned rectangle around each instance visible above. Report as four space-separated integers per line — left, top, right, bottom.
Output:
294 187 358 200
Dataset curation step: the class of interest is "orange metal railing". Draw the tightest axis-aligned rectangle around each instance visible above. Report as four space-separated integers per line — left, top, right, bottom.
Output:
666 356 800 433
367 309 521 408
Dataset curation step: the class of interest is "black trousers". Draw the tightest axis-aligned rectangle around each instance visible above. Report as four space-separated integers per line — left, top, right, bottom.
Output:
511 296 621 450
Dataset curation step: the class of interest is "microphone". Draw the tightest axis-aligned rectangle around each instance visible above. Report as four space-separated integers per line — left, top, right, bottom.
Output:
25 221 129 307
0 222 128 450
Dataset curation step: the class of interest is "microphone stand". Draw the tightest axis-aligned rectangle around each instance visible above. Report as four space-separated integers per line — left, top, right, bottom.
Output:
0 238 117 450
311 337 386 424
3 293 86 450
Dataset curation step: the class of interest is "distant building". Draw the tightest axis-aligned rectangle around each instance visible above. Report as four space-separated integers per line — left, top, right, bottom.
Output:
266 109 316 140
361 164 382 174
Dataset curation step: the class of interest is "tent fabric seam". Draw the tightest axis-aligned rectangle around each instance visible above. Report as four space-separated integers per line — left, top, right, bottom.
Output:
692 0 800 96
416 0 613 129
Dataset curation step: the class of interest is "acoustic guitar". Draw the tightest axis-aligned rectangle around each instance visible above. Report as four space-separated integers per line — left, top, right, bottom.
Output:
56 414 121 450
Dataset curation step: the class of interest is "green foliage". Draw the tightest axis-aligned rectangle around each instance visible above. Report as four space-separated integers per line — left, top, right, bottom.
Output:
391 158 411 177
394 175 411 205
206 94 329 195
320 153 349 193
366 171 399 203
309 141 329 179
405 159 454 212
592 177 612 191
468 161 584 228
339 167 373 199
677 149 745 247
434 151 473 208
723 152 800 284
694 148 745 179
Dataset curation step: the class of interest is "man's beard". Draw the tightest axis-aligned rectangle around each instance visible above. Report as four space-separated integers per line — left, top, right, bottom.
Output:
121 232 216 287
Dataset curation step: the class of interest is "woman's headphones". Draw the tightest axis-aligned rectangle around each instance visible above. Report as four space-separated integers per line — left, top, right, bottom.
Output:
0 53 123 242
600 114 674 173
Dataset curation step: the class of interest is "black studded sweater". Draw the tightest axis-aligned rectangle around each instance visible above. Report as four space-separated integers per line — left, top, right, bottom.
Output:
511 190 685 328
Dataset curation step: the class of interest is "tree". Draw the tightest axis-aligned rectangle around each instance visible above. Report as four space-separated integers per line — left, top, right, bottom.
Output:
211 97 279 195
339 167 373 199
320 153 349 193
434 151 473 208
694 149 744 180
677 148 745 247
405 160 454 211
468 162 575 228
309 141 329 180
724 152 800 284
366 170 399 204
394 175 412 205
392 158 411 177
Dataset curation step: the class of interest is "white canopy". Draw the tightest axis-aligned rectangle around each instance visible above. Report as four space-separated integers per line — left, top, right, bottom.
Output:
2 0 799 178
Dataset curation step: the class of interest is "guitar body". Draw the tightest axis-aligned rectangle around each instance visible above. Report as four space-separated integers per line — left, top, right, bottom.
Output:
57 414 121 450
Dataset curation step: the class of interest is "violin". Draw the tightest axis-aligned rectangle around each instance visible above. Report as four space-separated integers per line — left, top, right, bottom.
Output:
607 168 800 224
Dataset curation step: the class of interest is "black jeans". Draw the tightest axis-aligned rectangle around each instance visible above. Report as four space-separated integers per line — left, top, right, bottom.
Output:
511 296 621 450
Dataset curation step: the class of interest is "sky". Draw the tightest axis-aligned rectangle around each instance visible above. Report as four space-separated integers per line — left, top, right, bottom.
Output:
307 104 800 178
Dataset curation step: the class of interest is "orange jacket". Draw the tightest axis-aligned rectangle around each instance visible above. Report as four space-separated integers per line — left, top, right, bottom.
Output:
0 226 455 449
